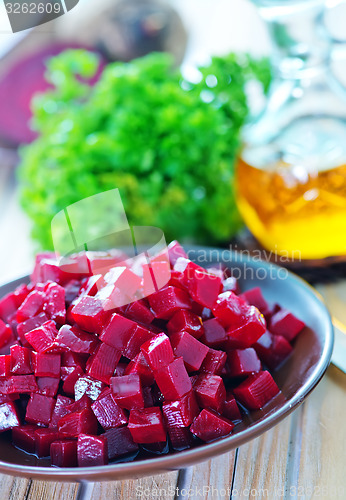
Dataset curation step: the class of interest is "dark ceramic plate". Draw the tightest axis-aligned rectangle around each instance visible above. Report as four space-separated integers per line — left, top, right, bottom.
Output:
0 247 334 481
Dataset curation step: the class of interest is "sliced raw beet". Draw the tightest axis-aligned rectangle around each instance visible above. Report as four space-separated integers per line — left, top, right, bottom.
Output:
200 318 227 348
233 371 280 410
37 377 59 397
194 374 226 413
12 425 37 453
111 374 144 410
32 352 61 378
0 355 11 377
222 277 240 294
148 286 191 320
0 402 21 432
240 287 271 316
49 395 74 428
162 391 199 427
0 320 13 349
16 312 48 347
91 388 127 430
55 325 99 354
199 348 227 376
124 300 154 325
100 313 136 350
10 345 33 375
226 306 266 349
269 309 305 342
140 332 174 372
124 324 156 360
77 434 108 466
125 352 155 387
128 407 166 444
167 310 204 339
167 240 188 266
190 409 234 442
105 426 139 460
62 366 84 395
25 320 58 353
71 296 110 334
58 409 98 437
254 331 293 370
43 282 66 324
155 357 192 401
34 428 59 457
86 343 121 384
51 440 78 467
74 376 105 402
223 393 242 422
25 394 55 426
16 290 45 323
227 348 261 377
170 331 208 373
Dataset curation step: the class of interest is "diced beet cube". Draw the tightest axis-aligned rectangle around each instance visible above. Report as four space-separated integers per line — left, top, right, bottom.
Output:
100 313 136 350
140 332 174 372
37 377 59 397
166 424 193 451
71 296 109 333
77 434 108 466
223 393 242 421
128 407 166 444
0 355 11 377
254 331 293 370
51 440 78 467
222 276 240 294
200 318 227 348
31 256 72 285
170 331 208 373
17 312 48 347
212 291 246 328
8 374 38 394
49 395 74 428
86 343 121 384
62 352 87 370
25 320 58 353
10 345 32 374
270 309 305 342
162 391 199 427
62 366 84 395
194 374 226 413
200 348 227 376
142 260 171 296
111 374 144 410
105 427 139 460
34 428 59 457
104 265 142 296
32 352 60 378
188 270 222 309
25 394 55 426
16 290 45 323
240 287 271 316
227 348 261 377
75 376 105 402
12 424 37 453
125 352 155 386
55 325 99 354
148 286 191 320
167 310 204 339
124 300 154 325
0 402 20 432
0 293 18 322
167 240 188 266
91 388 127 430
43 282 66 324
233 371 280 410
0 320 13 349
226 306 266 349
124 324 156 360
155 357 192 401
190 409 234 442
168 270 186 289
58 409 98 437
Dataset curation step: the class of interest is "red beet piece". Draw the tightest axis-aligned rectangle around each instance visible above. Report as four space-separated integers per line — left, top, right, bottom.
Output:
155 357 192 401
32 352 60 378
200 318 227 348
140 332 174 372
162 391 199 427
190 409 234 442
200 348 227 376
75 376 105 402
254 331 293 370
77 434 108 466
0 320 13 349
25 394 55 426
105 427 139 460
194 374 226 413
240 287 271 315
167 310 204 339
226 306 266 349
111 374 144 410
62 366 84 395
71 296 109 333
12 425 37 453
223 393 242 421
222 277 240 294
16 312 48 347
51 440 78 467
64 279 83 305
87 343 121 384
10 345 32 374
43 282 66 324
91 388 127 430
170 331 208 373
233 371 280 410
7 374 38 394
37 377 59 397
270 309 305 342
100 313 136 350
49 395 74 428
128 407 166 444
124 300 154 325
167 425 193 451
167 240 188 266
0 293 18 322
124 324 156 360
0 402 20 432
227 348 261 377
148 286 191 320
55 325 99 354
142 260 171 296
62 352 87 370
104 265 142 296
58 409 98 437
16 290 45 323
25 320 58 353
212 291 247 328
125 352 155 387
34 428 59 457
0 355 11 377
